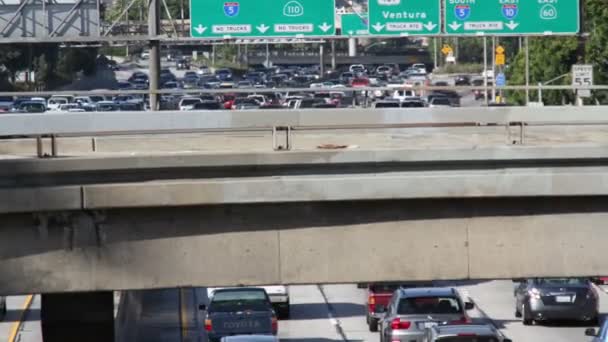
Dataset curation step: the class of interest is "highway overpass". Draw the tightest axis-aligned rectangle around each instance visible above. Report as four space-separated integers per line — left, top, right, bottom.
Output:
1 107 607 342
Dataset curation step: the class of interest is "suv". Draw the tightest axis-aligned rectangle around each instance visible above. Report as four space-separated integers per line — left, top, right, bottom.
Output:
424 323 512 342
366 282 432 332
208 286 290 319
379 287 474 342
202 288 278 342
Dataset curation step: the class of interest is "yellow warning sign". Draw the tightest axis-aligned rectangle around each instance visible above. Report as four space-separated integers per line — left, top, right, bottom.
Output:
495 53 505 65
495 45 505 54
441 44 453 55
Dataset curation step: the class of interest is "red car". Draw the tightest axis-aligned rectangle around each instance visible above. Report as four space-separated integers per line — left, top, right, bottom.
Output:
350 77 370 87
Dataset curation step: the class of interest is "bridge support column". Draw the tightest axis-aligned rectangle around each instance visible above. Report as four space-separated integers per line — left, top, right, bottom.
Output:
41 291 115 342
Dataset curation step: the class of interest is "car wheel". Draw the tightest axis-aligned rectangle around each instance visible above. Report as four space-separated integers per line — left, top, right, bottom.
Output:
368 317 379 332
522 304 533 325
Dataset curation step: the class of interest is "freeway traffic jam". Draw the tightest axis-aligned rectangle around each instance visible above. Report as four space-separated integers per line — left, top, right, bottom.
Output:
101 278 608 342
201 279 608 342
0 57 492 113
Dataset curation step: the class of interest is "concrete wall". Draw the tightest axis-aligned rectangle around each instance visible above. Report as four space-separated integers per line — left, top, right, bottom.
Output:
0 197 607 295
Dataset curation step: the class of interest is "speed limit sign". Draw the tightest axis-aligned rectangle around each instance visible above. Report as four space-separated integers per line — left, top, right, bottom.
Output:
572 64 593 98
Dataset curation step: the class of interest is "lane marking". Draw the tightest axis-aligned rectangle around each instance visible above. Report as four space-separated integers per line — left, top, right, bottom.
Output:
317 285 348 342
8 295 34 342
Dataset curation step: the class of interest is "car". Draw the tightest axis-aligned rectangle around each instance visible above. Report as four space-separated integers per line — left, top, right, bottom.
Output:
202 288 278 342
411 63 427 74
401 98 426 108
585 317 608 341
424 323 512 342
366 282 433 332
232 98 260 110
393 89 416 102
140 50 150 59
0 96 14 111
378 287 474 342
221 335 279 342
176 58 190 70
514 277 599 325
429 96 453 108
349 64 366 74
47 96 70 111
197 66 212 75
96 101 119 111
215 69 233 81
373 100 401 108
17 101 46 113
454 75 471 86
178 97 203 111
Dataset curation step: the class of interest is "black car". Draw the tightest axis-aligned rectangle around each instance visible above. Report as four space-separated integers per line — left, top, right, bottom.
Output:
454 75 471 86
202 288 278 342
514 278 598 325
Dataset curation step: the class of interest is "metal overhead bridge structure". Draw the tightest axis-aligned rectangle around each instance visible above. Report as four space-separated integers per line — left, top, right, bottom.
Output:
1 106 608 341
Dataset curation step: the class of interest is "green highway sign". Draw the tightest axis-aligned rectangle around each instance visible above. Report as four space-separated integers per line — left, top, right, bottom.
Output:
368 0 441 36
341 13 369 36
444 0 580 35
190 0 336 38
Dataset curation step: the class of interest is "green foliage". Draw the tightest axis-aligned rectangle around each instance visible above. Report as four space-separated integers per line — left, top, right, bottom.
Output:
506 37 579 105
585 0 608 103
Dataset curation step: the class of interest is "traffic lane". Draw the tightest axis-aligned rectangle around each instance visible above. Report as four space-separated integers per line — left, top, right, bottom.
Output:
0 295 39 342
459 280 606 342
321 283 497 342
16 295 41 342
280 285 344 342
116 288 201 342
319 284 375 342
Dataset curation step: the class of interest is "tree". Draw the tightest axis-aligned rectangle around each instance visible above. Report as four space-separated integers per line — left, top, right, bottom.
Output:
506 37 578 105
584 0 608 103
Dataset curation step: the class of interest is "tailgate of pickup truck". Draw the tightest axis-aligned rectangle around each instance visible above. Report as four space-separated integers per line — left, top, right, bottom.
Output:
210 312 272 335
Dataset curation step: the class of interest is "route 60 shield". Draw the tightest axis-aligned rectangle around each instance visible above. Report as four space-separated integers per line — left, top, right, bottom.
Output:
223 2 239 17
454 5 470 20
502 4 518 20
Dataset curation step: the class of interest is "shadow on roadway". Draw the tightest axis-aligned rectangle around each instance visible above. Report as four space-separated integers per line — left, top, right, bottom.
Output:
289 303 365 320
2 308 40 322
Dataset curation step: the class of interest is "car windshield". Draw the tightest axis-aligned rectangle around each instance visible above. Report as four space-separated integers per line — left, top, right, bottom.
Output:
397 296 461 315
209 290 269 312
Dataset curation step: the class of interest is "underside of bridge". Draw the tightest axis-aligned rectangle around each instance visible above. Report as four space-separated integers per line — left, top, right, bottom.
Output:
1 196 607 295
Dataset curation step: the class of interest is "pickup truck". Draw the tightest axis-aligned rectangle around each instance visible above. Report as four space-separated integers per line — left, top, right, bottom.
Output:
202 288 278 342
208 286 290 319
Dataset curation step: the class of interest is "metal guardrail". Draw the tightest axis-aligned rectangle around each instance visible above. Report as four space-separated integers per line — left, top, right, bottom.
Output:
0 106 607 157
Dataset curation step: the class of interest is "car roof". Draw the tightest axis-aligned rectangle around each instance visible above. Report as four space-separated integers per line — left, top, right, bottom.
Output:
399 287 457 298
433 324 498 336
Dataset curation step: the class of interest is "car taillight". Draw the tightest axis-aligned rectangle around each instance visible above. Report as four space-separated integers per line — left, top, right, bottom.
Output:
204 319 212 332
368 296 376 305
271 317 278 332
390 318 411 330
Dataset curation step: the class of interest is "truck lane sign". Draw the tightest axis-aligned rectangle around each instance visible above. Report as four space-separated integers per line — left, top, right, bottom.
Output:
368 0 441 36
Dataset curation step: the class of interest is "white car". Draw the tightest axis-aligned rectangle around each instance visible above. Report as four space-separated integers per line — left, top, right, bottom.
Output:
208 286 290 319
47 97 69 111
178 97 203 111
197 66 212 75
411 63 427 74
392 89 416 102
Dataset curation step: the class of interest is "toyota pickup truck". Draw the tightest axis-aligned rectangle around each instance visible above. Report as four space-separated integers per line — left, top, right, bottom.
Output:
209 286 290 319
201 288 278 342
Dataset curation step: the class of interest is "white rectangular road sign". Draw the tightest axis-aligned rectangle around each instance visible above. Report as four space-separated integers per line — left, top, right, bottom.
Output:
572 64 594 98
